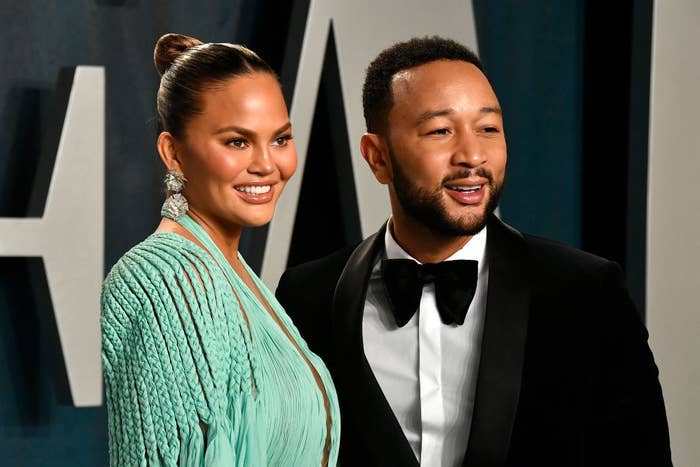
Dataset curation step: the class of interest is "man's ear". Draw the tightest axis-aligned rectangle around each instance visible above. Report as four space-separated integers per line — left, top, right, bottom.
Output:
360 133 392 185
157 132 183 173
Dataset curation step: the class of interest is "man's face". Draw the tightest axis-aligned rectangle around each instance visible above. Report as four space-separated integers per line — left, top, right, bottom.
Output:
385 59 507 236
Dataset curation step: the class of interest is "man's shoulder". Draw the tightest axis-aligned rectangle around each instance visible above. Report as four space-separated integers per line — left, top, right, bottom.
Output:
517 231 617 289
282 244 359 282
275 244 360 345
490 218 613 287
276 243 360 304
492 217 612 273
523 233 609 268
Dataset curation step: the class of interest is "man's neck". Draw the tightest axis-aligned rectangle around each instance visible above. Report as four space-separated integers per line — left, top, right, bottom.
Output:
389 215 473 264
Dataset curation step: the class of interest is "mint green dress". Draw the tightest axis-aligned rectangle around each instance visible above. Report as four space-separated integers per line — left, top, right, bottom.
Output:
101 214 340 466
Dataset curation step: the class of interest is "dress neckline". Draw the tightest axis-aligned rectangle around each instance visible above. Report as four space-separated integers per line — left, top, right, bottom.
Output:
151 216 272 321
167 214 334 466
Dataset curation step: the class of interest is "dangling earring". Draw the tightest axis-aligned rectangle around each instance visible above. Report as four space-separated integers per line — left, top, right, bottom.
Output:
161 169 189 220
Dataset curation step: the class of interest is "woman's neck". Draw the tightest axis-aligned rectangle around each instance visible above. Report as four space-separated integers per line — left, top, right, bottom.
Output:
188 209 243 264
157 208 243 266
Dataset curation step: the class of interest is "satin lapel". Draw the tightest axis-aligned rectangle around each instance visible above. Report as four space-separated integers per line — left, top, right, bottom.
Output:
463 216 531 467
331 224 419 467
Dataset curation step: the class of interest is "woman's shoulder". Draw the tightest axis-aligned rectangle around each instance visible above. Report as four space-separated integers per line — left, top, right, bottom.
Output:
106 232 212 278
101 233 222 316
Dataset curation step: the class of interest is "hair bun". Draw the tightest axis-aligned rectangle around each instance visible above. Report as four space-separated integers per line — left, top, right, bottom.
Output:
154 33 204 76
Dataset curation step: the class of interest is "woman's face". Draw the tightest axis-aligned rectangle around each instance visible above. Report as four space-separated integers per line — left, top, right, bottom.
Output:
174 72 297 229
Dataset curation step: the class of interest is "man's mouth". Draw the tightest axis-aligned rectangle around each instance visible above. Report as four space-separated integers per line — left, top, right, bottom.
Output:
445 184 483 193
444 183 487 205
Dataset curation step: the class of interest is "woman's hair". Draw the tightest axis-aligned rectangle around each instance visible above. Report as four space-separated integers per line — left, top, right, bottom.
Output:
153 33 276 137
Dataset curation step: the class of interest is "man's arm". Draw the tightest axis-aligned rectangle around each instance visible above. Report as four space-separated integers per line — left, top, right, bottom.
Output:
587 262 672 466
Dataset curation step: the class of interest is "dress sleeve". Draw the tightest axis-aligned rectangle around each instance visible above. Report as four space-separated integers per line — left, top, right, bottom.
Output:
100 239 251 466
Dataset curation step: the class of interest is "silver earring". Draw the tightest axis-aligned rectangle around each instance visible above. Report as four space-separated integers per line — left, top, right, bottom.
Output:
161 169 189 220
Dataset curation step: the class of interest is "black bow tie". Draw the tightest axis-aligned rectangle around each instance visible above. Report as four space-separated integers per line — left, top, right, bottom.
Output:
381 259 478 327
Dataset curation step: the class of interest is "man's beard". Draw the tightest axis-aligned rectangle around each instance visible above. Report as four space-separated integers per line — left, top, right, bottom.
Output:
389 150 502 237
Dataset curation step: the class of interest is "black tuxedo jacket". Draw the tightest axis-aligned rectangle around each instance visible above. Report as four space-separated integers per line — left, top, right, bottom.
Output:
276 216 672 467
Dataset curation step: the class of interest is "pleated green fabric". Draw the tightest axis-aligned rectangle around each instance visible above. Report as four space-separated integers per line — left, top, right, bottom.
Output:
101 214 340 466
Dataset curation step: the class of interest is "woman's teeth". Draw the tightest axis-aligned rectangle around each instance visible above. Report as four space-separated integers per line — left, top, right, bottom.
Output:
236 185 271 195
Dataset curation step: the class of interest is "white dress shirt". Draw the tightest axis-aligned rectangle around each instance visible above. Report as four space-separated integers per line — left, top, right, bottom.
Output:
362 225 489 467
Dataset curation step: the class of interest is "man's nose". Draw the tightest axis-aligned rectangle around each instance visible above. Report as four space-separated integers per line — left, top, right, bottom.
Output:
451 130 486 167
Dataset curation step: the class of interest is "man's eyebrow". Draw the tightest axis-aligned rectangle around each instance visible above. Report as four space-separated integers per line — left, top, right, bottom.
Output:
416 108 455 125
415 106 502 125
480 106 502 115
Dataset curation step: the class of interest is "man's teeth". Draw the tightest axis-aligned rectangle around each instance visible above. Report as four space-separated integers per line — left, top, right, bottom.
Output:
449 185 483 193
236 185 271 195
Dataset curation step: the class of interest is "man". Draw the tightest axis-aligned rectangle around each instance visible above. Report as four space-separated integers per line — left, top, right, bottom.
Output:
276 37 671 466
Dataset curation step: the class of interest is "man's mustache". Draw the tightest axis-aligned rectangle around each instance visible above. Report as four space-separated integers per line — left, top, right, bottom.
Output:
442 167 494 185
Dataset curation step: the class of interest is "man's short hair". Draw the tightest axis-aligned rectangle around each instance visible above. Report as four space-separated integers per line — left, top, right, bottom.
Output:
362 36 483 134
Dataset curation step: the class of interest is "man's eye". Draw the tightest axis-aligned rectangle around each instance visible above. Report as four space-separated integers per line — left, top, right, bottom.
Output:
428 128 450 135
227 138 248 148
272 135 293 147
483 126 500 133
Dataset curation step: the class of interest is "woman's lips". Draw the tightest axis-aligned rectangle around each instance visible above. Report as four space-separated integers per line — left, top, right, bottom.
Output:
444 184 486 205
234 184 275 204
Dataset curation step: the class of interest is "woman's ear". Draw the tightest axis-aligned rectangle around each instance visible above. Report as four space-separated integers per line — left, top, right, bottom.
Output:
157 132 183 172
360 133 392 185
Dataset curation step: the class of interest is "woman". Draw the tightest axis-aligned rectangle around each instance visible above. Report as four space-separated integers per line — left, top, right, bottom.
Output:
101 33 339 466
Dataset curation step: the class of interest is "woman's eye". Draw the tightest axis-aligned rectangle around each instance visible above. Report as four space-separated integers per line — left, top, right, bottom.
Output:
227 138 248 149
272 135 293 147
